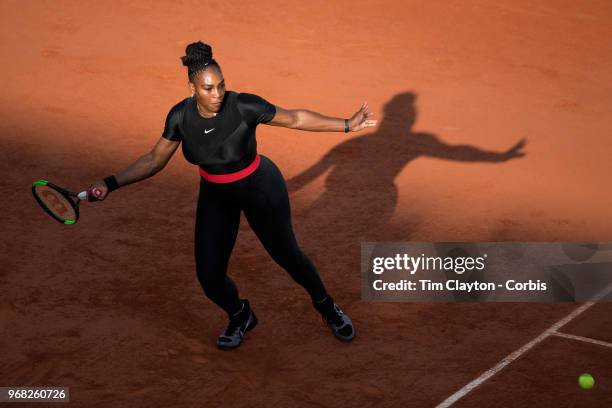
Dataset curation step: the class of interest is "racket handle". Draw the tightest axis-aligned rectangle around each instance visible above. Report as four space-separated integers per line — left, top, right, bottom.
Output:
78 191 88 200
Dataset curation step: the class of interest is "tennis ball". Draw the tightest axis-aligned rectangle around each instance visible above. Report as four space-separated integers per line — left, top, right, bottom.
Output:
578 373 594 389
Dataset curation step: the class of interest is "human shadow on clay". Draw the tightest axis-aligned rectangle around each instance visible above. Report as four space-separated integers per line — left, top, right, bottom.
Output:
287 91 526 244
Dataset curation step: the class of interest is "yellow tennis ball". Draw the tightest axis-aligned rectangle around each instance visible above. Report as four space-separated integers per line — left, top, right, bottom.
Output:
578 373 595 389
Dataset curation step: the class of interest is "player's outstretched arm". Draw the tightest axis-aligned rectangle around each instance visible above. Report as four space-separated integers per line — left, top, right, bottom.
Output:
267 101 377 132
87 137 180 201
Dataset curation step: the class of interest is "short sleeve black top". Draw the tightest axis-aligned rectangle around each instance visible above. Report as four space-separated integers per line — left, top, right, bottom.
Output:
161 91 276 174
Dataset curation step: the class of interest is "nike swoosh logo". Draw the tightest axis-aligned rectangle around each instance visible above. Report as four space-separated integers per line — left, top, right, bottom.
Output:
204 128 215 134
239 316 250 337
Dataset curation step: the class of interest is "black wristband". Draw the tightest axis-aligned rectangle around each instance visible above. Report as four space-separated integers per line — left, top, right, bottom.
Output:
344 119 349 133
103 175 120 192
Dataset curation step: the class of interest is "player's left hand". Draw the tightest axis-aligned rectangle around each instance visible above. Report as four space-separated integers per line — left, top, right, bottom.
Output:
348 101 377 132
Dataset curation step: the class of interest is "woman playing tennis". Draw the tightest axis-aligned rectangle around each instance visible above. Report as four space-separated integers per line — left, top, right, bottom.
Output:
87 41 377 349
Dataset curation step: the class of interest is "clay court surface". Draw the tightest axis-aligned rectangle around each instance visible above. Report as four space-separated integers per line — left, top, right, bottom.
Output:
1 1 612 406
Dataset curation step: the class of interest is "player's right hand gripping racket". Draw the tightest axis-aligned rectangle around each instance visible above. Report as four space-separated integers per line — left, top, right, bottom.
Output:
31 179 90 225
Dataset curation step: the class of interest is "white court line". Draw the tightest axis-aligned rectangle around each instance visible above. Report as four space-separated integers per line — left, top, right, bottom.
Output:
552 331 612 349
436 283 612 408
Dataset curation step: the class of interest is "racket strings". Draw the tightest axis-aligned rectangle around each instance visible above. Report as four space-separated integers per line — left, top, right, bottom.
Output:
32 184 78 223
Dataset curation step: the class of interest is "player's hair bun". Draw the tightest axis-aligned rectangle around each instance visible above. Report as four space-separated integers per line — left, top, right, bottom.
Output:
181 41 220 81
181 41 213 67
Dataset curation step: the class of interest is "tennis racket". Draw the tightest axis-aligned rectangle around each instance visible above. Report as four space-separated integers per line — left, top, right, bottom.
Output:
31 179 92 225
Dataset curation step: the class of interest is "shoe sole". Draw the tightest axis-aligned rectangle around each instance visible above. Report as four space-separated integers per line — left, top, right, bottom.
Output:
217 312 258 350
329 326 355 342
327 315 355 342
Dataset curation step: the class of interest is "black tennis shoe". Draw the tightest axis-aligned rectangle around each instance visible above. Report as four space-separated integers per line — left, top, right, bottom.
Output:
216 299 258 349
313 296 355 342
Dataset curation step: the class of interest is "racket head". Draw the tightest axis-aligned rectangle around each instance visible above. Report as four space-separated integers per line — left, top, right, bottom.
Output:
31 179 80 224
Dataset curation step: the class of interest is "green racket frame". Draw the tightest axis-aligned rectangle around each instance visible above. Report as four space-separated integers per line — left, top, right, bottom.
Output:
31 179 84 225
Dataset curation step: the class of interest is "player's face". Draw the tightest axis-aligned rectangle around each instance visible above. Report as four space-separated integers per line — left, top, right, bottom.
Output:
190 67 226 114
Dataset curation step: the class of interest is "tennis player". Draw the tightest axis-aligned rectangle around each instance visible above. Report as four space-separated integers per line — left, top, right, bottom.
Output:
87 41 377 349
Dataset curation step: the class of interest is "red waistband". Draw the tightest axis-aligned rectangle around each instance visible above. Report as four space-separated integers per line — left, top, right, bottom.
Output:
198 155 261 183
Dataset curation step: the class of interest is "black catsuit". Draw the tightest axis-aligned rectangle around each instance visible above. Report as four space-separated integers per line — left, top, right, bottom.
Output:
162 91 329 316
